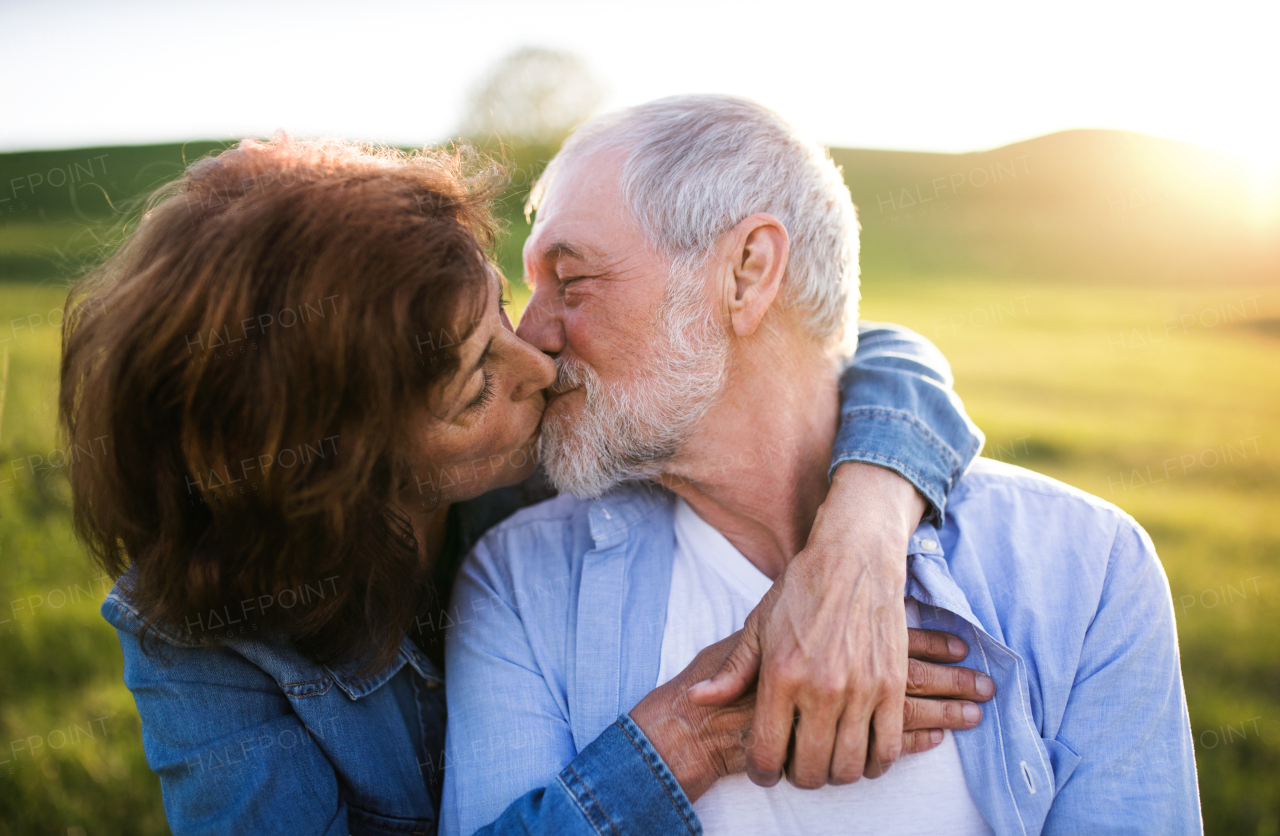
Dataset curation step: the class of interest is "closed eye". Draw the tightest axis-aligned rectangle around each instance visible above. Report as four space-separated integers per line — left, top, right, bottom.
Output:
561 275 598 292
468 370 495 410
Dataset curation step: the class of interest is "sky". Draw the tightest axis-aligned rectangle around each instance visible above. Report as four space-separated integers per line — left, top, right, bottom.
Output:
2 0 1277 177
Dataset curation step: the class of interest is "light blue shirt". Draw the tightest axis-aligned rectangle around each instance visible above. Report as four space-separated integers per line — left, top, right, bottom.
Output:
442 458 1201 836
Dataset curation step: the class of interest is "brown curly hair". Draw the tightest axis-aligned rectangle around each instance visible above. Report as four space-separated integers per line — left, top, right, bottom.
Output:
59 135 504 673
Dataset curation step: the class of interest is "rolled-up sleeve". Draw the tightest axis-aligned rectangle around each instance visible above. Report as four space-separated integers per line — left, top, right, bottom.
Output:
832 321 984 521
442 538 699 836
465 715 699 836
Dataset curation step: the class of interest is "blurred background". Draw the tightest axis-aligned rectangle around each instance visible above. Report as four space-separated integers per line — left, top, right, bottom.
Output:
0 0 1276 833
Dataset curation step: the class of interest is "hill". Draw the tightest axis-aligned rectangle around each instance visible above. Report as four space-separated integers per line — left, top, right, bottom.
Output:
1 131 1275 288
832 130 1277 287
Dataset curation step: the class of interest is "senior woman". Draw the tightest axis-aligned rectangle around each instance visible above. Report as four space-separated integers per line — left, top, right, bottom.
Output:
60 136 989 836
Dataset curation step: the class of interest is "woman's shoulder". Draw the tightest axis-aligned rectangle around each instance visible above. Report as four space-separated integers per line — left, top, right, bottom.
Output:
102 573 326 688
103 572 438 703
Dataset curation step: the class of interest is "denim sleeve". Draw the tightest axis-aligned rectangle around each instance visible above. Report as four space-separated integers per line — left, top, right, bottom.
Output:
470 715 699 836
106 606 350 836
833 321 984 522
1042 521 1202 834
442 539 698 836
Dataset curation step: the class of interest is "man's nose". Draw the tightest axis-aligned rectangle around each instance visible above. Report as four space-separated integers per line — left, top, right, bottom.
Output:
515 283 565 356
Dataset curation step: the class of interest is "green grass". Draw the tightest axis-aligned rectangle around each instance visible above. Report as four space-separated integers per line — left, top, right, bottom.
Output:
0 283 167 835
0 133 1276 834
857 276 1280 834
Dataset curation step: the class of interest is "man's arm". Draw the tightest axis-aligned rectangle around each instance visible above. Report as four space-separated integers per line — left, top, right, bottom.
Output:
691 321 988 786
1043 520 1200 834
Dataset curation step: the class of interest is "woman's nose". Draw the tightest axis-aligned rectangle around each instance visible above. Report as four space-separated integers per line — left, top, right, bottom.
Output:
507 330 557 401
515 284 565 357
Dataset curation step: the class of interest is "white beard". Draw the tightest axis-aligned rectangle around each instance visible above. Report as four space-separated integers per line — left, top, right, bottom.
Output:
539 281 729 498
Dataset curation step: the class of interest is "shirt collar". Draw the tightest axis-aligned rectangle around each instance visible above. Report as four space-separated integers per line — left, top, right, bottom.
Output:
586 482 676 547
323 635 442 700
903 520 1058 836
906 521 983 627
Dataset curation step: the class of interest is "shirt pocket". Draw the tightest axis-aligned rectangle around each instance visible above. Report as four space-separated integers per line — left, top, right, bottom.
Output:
1041 737 1082 792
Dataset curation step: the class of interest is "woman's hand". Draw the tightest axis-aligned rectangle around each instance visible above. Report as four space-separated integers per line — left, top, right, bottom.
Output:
629 627 993 802
687 462 951 787
628 634 756 803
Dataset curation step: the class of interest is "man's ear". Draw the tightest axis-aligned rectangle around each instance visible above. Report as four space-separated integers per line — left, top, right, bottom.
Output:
724 213 789 338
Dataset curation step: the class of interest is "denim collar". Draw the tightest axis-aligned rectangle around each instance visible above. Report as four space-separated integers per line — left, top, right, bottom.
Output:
322 636 442 700
104 576 442 702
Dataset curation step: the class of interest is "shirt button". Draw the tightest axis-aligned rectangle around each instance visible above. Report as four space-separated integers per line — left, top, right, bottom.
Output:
920 539 938 550
426 680 442 691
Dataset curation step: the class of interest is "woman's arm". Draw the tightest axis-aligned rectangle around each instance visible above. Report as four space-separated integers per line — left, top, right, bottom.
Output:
450 635 751 836
108 628 351 836
691 321 986 787
830 321 984 521
441 537 990 836
438 536 701 836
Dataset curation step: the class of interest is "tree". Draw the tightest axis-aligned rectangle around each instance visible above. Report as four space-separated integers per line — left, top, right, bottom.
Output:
458 47 605 146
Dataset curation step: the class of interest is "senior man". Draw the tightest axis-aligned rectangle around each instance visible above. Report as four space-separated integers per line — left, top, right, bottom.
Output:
441 96 1201 835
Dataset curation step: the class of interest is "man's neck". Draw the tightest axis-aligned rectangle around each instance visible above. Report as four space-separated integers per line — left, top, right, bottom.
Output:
658 333 841 580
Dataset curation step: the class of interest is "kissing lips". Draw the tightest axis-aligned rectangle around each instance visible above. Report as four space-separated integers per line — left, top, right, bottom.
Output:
545 384 581 408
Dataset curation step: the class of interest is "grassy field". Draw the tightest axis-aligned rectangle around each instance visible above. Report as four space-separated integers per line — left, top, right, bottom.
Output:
0 134 1276 834
858 276 1280 833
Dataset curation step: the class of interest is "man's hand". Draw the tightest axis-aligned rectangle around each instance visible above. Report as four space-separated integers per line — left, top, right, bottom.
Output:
687 462 933 788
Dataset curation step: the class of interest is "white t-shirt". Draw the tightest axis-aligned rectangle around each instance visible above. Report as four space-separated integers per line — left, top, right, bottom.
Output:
657 498 994 836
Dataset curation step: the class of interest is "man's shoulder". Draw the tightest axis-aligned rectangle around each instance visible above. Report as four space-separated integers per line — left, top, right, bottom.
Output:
465 482 675 584
953 457 1131 525
947 458 1151 577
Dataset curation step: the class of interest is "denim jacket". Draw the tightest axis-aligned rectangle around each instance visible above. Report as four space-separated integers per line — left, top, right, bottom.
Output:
102 322 983 836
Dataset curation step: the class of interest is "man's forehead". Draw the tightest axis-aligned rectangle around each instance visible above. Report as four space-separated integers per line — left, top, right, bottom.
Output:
538 240 594 263
528 151 627 257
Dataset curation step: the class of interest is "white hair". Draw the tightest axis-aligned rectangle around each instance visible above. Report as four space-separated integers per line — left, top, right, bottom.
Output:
528 94 861 346
539 260 730 498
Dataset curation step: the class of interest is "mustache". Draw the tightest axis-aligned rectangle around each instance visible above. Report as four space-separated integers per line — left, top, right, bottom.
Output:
549 357 596 396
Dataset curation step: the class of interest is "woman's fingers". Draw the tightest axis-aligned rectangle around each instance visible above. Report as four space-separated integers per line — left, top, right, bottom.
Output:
903 695 983 731
687 622 762 706
901 728 945 755
907 627 968 662
680 631 747 686
906 658 996 701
